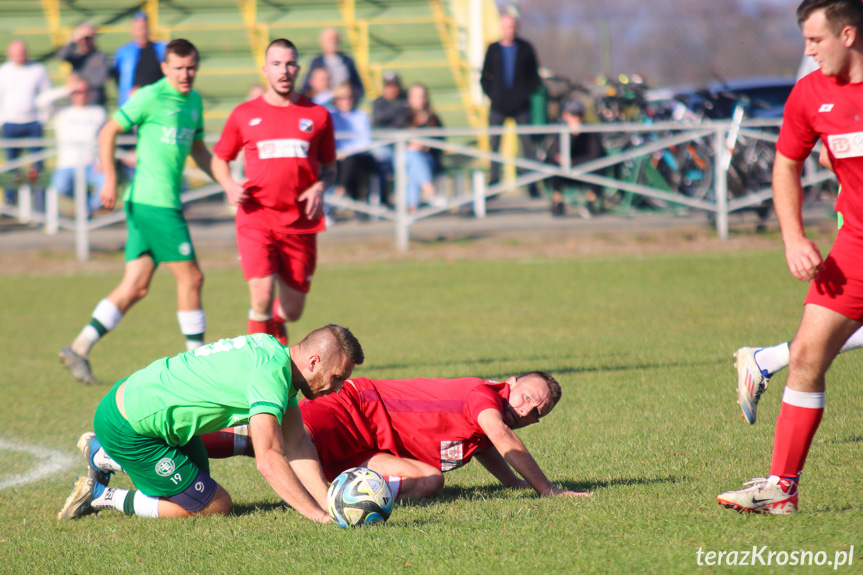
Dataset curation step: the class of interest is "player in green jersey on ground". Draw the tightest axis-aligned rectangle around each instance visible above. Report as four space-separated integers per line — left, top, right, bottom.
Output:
60 39 215 385
58 324 363 523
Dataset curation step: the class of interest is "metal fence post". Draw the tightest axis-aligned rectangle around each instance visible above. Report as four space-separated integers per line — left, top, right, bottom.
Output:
713 123 729 240
472 170 486 218
394 136 409 251
18 184 31 223
74 158 89 261
45 186 58 234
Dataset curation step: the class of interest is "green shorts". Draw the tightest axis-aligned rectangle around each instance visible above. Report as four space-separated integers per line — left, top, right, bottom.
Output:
125 202 196 265
93 379 209 498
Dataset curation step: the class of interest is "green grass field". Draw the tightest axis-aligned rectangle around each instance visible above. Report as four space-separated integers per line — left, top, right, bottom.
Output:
1 248 861 573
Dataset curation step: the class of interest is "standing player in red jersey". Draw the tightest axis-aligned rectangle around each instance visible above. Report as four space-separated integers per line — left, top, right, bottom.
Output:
203 372 591 501
718 0 863 515
212 39 336 344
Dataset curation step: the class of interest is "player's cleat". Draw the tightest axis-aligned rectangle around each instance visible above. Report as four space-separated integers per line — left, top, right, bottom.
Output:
734 347 770 425
59 347 99 385
57 476 98 520
76 431 112 486
717 476 798 515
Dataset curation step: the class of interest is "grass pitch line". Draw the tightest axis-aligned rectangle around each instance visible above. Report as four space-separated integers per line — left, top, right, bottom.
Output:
0 438 76 490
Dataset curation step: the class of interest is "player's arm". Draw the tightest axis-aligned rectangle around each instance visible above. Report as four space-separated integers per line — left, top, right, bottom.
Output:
280 405 331 511
97 118 126 210
476 408 591 498
474 445 529 488
298 161 335 220
773 151 822 282
190 139 215 181
211 155 248 205
248 412 330 523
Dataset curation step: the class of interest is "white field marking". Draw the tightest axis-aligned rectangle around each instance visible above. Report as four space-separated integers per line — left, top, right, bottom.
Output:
0 438 77 490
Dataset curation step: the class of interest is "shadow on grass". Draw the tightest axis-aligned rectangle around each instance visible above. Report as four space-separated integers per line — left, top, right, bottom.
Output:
395 475 680 508
368 356 726 377
230 501 290 516
827 435 863 445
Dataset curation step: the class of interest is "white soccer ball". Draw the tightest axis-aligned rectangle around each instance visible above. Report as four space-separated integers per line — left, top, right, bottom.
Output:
327 467 393 528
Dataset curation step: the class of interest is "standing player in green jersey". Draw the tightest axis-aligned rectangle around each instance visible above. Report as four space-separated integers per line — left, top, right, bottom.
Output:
60 39 215 385
58 324 364 523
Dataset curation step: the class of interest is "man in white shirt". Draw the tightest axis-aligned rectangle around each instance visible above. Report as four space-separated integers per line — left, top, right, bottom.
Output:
0 40 51 206
43 76 107 213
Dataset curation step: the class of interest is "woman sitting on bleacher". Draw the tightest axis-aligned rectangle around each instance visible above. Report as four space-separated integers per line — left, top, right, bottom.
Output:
405 83 445 213
329 83 377 213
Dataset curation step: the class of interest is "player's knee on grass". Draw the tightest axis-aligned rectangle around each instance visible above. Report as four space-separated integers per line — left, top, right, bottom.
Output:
403 470 444 499
166 470 229 516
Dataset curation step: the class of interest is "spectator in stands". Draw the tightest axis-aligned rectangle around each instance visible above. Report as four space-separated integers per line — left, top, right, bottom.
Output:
113 11 166 106
405 83 444 213
0 40 51 207
371 71 410 206
300 28 364 104
330 83 376 212
539 99 605 218
56 22 110 106
305 67 333 107
41 75 107 214
246 83 264 101
480 13 541 197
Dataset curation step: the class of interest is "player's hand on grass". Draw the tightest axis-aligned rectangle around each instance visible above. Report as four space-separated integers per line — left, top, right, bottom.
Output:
224 179 249 206
298 182 325 220
784 237 822 282
100 181 117 210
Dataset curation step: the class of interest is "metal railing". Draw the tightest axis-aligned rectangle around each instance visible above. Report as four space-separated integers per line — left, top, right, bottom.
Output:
0 120 836 259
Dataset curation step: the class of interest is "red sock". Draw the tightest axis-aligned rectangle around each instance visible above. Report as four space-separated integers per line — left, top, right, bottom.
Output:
201 431 236 459
272 301 286 323
248 319 268 335
769 388 824 480
265 319 287 345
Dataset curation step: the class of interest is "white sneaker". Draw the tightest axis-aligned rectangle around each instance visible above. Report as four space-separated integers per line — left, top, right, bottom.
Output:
717 476 798 515
734 347 770 424
59 347 99 385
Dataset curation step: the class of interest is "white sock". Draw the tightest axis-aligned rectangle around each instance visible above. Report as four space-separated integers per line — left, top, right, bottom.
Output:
132 490 160 518
93 447 124 473
839 327 863 354
71 325 100 357
72 300 123 357
248 309 271 322
232 424 250 456
177 309 206 336
386 476 401 500
91 485 127 511
782 387 825 409
753 342 790 375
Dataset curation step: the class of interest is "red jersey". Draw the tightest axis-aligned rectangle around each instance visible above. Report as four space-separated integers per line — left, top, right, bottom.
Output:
778 71 863 237
301 377 510 473
214 95 336 232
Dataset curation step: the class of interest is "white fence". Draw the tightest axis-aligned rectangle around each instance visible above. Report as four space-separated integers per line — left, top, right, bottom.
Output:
0 121 836 259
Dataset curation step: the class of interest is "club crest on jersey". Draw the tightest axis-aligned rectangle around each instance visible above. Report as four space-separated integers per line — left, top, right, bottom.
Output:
299 119 314 133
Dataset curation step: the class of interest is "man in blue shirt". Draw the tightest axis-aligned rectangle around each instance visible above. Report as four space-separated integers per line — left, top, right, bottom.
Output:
113 12 166 106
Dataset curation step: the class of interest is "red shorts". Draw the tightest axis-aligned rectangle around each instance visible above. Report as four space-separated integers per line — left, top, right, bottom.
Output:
805 231 863 321
236 220 317 293
300 386 388 482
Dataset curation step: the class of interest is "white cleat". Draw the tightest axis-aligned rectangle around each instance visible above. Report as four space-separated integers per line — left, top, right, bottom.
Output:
76 431 112 486
717 476 798 515
57 476 97 520
734 347 770 425
59 347 99 385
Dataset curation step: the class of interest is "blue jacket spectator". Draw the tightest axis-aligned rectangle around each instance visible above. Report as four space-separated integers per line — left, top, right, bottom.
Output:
113 12 166 105
300 28 364 103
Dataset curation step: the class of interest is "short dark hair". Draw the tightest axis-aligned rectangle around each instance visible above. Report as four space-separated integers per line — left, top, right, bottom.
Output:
797 0 863 35
165 38 198 62
266 38 298 56
301 324 364 366
517 371 562 407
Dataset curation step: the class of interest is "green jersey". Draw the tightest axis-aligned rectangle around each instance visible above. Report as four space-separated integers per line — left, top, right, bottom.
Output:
114 77 204 209
123 334 298 446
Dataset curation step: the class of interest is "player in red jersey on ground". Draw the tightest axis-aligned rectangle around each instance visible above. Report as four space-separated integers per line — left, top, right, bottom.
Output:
718 0 863 514
203 372 590 501
212 38 336 344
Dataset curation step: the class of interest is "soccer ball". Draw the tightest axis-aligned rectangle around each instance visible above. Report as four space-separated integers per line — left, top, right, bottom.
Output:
327 467 393 528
